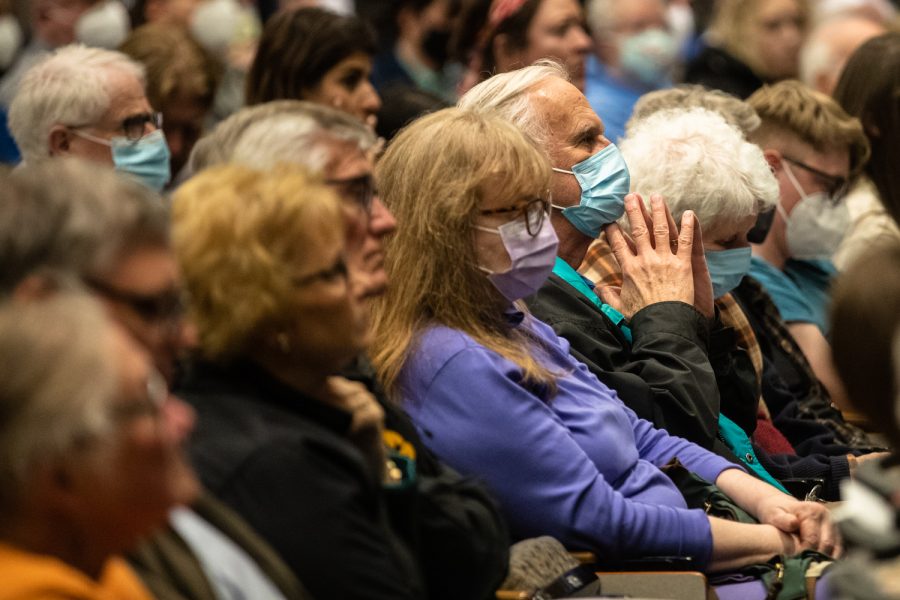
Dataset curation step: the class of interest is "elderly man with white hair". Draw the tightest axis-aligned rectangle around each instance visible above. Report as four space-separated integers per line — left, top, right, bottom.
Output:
458 61 770 475
8 44 170 191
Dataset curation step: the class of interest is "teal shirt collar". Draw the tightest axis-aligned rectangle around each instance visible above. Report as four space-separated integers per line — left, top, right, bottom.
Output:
552 257 632 343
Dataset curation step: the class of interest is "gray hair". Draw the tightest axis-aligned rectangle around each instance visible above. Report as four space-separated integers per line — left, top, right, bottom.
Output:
457 59 570 149
189 100 377 174
0 293 118 512
627 85 762 138
8 44 146 164
620 107 779 236
0 158 168 295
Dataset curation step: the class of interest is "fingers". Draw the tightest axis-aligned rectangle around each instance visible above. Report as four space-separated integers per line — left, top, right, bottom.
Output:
691 211 705 258
605 223 635 267
624 193 653 253
676 210 696 261
650 195 673 252
598 285 624 314
768 509 800 534
663 196 679 252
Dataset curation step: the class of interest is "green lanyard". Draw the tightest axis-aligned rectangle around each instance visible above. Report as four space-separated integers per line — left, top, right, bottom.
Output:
552 257 633 343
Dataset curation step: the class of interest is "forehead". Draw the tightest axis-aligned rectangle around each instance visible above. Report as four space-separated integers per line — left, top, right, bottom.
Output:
527 77 602 145
532 0 582 27
101 68 153 124
615 0 666 29
323 141 372 180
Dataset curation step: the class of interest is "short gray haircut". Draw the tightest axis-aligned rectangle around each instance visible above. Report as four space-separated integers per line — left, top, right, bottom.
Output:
0 293 118 512
189 100 377 174
457 59 570 149
620 107 778 236
0 158 168 295
8 44 146 164
627 85 762 138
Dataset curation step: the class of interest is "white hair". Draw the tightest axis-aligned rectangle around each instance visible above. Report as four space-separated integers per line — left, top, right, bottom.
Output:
0 293 118 511
620 107 779 236
8 44 146 163
457 59 570 149
586 0 620 36
189 100 376 175
232 115 342 173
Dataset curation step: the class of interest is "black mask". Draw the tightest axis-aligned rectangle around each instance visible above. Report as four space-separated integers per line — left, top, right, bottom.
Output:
747 208 776 244
421 28 452 68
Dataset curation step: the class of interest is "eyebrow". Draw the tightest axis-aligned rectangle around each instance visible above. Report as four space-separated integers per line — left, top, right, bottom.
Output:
570 123 603 145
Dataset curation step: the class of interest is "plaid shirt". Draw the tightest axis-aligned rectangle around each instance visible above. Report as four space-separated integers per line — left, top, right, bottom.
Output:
581 235 879 450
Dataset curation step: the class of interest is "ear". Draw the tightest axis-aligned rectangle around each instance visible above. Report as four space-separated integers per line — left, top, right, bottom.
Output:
762 148 782 173
12 274 62 302
48 125 72 157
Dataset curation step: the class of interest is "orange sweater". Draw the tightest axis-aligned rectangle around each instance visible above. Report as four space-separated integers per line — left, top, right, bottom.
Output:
0 542 154 600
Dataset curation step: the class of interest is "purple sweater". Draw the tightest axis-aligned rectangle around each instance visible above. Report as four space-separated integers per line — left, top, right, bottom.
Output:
399 312 741 568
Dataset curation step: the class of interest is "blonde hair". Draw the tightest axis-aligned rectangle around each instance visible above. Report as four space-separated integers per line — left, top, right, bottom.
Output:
371 108 557 399
627 85 761 138
747 80 870 177
709 0 811 78
172 164 343 361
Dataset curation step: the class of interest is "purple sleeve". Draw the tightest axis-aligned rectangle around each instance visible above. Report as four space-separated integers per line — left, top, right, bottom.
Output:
405 340 714 565
624 406 744 483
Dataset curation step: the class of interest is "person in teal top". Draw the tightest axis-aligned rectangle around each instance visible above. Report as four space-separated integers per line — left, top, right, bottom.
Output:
749 256 837 335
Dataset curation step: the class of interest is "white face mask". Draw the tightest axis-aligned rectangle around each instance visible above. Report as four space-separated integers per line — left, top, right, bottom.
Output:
779 162 849 260
190 0 243 56
0 14 23 70
75 0 130 49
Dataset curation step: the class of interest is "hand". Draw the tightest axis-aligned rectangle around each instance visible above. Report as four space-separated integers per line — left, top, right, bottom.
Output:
601 193 695 319
757 496 840 557
849 451 890 476
686 213 715 319
324 376 386 478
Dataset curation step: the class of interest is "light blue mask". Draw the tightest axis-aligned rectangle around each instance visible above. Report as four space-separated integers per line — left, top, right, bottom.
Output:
705 247 752 298
619 28 678 88
552 143 630 239
72 128 172 192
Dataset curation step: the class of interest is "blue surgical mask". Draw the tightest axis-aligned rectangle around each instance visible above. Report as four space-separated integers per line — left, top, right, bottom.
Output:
619 28 678 88
552 143 631 239
72 129 172 192
705 247 752 298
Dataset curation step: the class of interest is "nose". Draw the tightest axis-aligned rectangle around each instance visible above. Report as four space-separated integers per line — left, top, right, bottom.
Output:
368 195 397 237
362 80 382 116
161 393 196 444
570 24 592 55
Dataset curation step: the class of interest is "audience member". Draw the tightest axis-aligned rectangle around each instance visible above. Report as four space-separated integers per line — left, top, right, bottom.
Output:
612 84 882 456
828 241 900 598
173 165 429 600
0 159 312 600
454 0 591 93
0 293 197 600
746 80 869 406
799 13 886 96
374 84 449 142
832 32 900 266
246 7 381 129
685 0 810 99
7 45 172 191
0 0 130 108
583 0 678 142
369 0 462 102
371 107 837 598
120 23 221 187
187 100 511 600
616 106 882 498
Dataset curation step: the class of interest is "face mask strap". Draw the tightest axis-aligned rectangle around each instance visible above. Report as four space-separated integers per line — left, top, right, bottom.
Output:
782 160 809 200
68 128 113 147
552 167 575 176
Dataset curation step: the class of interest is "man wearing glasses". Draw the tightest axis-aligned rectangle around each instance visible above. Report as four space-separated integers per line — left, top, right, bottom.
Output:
745 80 870 408
8 44 171 191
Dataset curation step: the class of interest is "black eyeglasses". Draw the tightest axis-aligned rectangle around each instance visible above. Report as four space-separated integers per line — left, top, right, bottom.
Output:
291 256 349 287
478 195 552 237
783 156 849 201
111 368 168 421
85 278 186 325
325 174 376 215
119 112 163 142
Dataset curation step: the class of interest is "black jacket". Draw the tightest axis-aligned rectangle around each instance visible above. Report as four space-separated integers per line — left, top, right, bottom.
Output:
526 274 851 499
180 360 426 600
683 44 766 100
